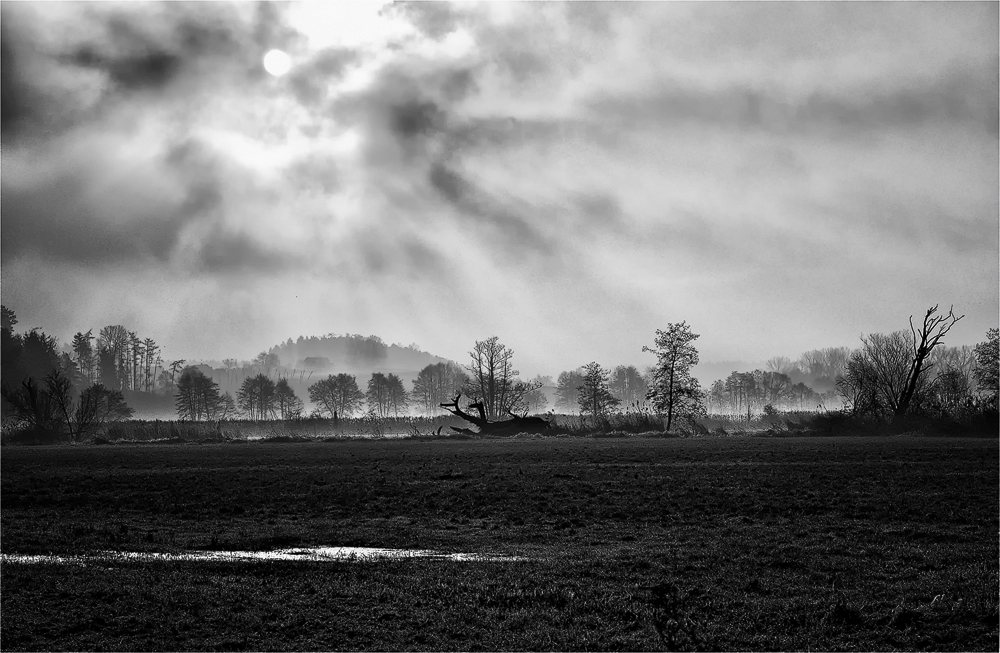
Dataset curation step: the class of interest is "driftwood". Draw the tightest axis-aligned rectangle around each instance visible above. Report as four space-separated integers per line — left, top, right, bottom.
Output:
439 394 550 436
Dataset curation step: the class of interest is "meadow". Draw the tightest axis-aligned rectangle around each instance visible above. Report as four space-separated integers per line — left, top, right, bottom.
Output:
1 435 997 651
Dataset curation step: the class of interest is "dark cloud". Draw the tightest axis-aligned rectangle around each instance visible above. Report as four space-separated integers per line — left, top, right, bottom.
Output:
0 168 206 265
391 99 446 139
0 8 68 140
0 2 259 142
1 130 226 268
589 67 998 136
428 162 553 258
67 46 178 95
194 228 294 274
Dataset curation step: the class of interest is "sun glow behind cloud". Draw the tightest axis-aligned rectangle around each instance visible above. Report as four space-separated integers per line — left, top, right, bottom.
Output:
263 49 291 76
1 1 996 375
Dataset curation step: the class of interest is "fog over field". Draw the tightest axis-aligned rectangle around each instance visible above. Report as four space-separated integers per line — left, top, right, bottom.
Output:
2 1 997 377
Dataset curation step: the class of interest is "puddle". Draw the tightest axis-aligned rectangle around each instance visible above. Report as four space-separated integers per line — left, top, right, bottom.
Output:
0 546 522 565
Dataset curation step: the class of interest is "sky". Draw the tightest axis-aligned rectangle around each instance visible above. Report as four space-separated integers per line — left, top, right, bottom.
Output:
2 1 997 380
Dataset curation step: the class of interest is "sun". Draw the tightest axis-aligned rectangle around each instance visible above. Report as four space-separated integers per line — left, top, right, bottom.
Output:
263 49 292 77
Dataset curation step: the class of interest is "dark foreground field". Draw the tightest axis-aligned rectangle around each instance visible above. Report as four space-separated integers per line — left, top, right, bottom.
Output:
2 436 997 651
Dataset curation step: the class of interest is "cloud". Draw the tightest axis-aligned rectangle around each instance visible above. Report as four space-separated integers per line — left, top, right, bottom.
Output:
1 1 996 371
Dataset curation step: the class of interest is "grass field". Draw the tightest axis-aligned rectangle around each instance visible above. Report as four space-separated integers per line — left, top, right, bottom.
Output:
1 435 997 650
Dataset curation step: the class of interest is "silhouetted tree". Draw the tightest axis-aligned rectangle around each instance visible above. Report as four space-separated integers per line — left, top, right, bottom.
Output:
366 372 392 418
896 305 963 418
931 368 971 414
1 305 16 332
578 362 620 418
98 325 131 390
308 373 364 418
72 330 97 384
838 306 963 421
274 378 303 419
46 369 132 441
838 332 913 419
238 374 277 420
99 347 120 390
1 376 62 434
175 367 224 420
465 336 538 420
973 328 999 410
168 359 187 387
385 373 408 417
644 322 706 431
2 321 64 432
141 337 160 392
128 331 142 392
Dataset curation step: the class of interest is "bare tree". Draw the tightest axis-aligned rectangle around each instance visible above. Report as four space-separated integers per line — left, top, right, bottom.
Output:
5 369 132 441
766 356 796 375
838 332 913 419
838 305 964 421
465 336 538 420
897 305 964 418
1 376 61 434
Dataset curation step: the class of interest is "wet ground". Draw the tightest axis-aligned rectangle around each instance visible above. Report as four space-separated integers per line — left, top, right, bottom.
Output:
1 546 522 564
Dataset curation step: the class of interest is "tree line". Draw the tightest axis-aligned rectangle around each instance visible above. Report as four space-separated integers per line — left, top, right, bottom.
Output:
2 303 997 437
1 307 134 441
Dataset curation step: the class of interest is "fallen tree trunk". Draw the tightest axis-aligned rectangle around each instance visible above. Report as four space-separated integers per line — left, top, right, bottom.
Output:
439 394 550 436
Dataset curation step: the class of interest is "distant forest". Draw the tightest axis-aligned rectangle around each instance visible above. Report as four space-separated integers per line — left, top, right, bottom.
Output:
1 304 997 439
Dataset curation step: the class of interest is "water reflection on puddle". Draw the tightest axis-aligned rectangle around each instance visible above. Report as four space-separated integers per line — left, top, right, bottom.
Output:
1 547 521 565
